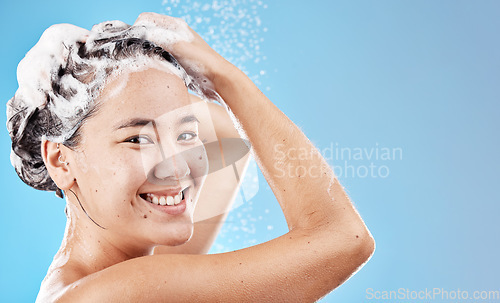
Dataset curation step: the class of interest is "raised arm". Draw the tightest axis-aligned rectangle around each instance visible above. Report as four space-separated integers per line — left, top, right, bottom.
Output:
59 13 374 302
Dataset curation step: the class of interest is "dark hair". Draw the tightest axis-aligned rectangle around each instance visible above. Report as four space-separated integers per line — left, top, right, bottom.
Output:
7 21 193 198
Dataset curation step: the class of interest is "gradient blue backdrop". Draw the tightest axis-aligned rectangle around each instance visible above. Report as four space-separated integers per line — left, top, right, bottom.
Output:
1 0 499 302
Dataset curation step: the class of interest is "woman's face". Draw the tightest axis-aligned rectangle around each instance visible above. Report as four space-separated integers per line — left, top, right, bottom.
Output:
67 65 208 249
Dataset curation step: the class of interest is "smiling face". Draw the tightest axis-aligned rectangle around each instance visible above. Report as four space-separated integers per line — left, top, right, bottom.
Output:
67 65 208 250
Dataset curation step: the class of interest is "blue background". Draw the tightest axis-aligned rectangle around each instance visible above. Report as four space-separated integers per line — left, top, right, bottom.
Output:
1 0 499 302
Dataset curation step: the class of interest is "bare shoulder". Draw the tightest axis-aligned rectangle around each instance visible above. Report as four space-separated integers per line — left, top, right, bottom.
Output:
36 261 87 303
50 249 248 302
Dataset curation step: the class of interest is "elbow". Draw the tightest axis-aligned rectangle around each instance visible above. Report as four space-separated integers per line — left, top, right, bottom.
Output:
350 229 375 268
360 232 376 262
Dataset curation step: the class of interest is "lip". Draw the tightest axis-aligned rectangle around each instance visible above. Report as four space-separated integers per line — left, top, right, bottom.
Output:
139 187 190 216
140 187 184 197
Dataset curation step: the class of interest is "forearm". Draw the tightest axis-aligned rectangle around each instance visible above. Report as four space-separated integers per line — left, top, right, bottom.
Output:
212 65 362 232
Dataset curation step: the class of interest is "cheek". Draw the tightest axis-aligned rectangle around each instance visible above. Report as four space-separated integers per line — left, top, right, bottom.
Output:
73 149 89 174
75 148 144 197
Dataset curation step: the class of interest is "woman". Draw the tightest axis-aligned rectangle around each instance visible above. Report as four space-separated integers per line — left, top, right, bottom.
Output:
7 12 374 302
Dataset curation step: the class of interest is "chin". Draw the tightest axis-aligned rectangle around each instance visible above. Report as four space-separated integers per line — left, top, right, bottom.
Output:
157 221 194 246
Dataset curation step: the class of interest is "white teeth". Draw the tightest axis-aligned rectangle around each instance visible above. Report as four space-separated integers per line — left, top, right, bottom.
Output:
166 196 174 206
159 196 166 206
144 190 186 206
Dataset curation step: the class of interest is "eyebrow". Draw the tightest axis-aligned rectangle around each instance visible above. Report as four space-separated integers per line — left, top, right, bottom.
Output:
178 114 200 126
113 115 200 130
114 118 153 131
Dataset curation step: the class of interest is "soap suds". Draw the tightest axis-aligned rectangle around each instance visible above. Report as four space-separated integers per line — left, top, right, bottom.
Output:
9 20 215 144
7 18 219 194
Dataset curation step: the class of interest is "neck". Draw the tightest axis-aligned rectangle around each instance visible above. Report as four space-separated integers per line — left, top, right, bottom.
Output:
57 202 154 277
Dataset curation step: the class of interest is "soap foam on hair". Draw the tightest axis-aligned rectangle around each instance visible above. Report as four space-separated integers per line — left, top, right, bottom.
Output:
7 17 222 195
14 24 89 112
11 19 215 144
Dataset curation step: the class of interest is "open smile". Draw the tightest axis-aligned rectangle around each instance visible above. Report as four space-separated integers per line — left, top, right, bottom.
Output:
139 187 190 215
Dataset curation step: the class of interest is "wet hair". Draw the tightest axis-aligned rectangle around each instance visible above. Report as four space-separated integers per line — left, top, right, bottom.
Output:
7 21 196 198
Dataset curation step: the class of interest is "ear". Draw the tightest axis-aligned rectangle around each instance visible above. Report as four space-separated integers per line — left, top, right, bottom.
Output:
41 139 75 191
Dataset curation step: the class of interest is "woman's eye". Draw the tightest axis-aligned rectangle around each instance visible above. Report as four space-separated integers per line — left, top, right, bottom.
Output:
177 132 197 142
125 136 153 144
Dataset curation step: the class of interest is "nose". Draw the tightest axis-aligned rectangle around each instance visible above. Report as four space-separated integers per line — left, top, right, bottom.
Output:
150 151 191 182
